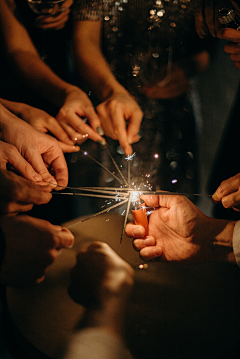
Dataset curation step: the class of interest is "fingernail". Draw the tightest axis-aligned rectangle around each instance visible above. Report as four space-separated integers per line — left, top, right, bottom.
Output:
98 140 107 147
33 174 42 181
222 198 229 208
46 178 57 186
133 227 145 237
97 127 104 136
144 237 153 245
73 146 80 151
153 248 162 256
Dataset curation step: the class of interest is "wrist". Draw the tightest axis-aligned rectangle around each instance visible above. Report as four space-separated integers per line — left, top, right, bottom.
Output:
99 82 130 102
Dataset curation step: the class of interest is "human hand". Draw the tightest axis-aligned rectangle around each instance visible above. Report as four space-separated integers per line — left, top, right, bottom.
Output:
217 28 240 68
0 106 68 188
194 0 223 38
56 87 106 145
212 173 240 210
19 103 80 153
125 195 234 263
68 242 134 309
0 169 52 215
34 0 73 30
96 92 143 155
0 214 74 287
142 65 191 99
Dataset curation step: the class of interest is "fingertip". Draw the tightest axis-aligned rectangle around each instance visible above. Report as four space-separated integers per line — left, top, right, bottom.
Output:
125 144 133 156
97 127 104 136
73 145 80 152
212 193 220 204
152 247 163 257
133 226 145 237
32 175 42 182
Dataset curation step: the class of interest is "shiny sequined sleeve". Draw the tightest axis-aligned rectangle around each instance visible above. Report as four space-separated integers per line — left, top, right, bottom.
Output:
72 0 103 21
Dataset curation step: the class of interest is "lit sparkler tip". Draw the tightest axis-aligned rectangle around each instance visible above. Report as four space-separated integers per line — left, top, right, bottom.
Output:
125 152 136 161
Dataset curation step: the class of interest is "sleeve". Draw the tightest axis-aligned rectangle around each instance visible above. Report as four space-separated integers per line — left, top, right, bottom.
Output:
62 328 132 359
232 220 240 268
71 0 103 21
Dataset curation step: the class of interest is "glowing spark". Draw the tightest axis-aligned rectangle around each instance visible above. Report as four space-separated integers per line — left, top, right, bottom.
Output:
125 152 136 161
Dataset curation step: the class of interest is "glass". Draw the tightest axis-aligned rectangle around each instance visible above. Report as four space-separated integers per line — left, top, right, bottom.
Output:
27 0 65 59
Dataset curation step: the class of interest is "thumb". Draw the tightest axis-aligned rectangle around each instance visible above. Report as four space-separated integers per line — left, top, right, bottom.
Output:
7 148 42 182
217 28 240 41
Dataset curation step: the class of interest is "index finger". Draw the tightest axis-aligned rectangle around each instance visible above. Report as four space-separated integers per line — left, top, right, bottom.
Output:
141 195 160 207
126 111 142 146
212 174 240 202
48 154 69 189
110 109 133 156
204 0 219 37
217 27 240 41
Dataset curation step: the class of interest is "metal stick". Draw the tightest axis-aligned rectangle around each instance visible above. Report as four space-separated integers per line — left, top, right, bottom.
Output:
80 150 124 185
52 192 127 200
105 147 128 186
120 192 133 244
66 199 129 229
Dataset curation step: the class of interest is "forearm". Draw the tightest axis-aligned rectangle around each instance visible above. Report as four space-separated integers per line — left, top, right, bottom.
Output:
72 21 128 101
0 0 76 109
0 98 31 118
7 51 77 108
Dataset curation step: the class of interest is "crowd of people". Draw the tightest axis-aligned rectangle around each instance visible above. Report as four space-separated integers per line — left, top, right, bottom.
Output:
1 0 240 357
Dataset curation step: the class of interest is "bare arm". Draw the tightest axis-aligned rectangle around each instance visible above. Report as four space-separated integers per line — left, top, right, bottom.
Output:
0 0 105 144
1 0 69 107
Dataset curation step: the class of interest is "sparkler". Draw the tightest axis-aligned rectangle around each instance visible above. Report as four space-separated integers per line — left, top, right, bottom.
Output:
51 148 150 243
51 145 211 243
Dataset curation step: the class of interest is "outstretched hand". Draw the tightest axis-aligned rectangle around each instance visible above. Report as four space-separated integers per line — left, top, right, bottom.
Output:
212 173 240 211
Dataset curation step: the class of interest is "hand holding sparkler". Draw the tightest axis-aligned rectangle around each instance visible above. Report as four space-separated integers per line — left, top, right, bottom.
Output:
0 99 80 153
125 195 236 264
212 173 240 211
0 103 68 188
96 92 142 156
0 169 52 215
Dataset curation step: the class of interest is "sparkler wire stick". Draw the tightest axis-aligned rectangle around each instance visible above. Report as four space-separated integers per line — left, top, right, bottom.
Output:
64 188 129 197
80 150 124 185
52 192 127 200
66 199 129 229
139 190 212 197
120 191 133 244
76 187 133 192
105 147 128 187
128 161 130 187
